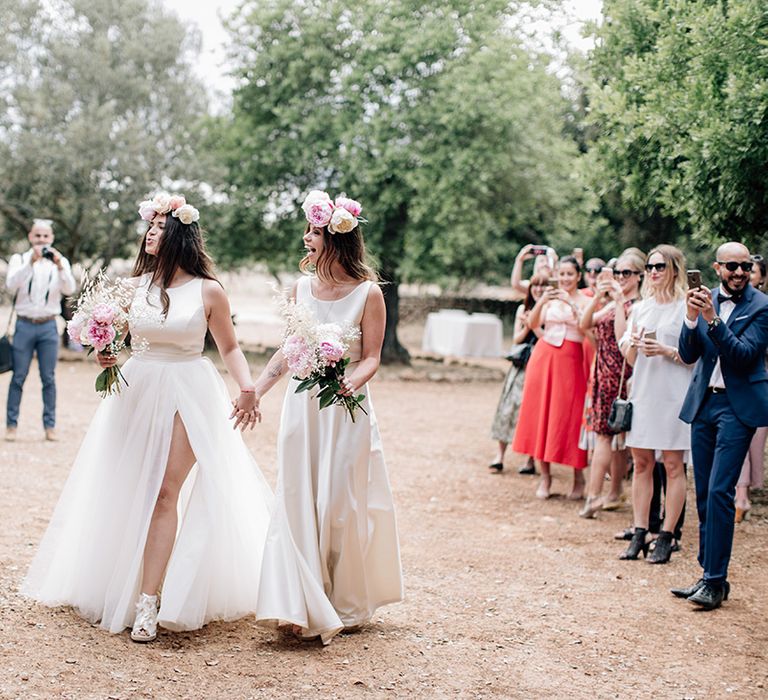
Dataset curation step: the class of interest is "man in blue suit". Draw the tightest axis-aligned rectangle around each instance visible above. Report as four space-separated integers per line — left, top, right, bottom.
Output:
672 242 768 610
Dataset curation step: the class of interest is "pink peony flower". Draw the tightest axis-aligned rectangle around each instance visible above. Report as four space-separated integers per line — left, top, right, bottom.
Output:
335 196 362 217
86 321 116 352
320 340 344 364
169 194 186 211
138 201 156 221
67 320 84 343
91 303 116 325
305 200 334 228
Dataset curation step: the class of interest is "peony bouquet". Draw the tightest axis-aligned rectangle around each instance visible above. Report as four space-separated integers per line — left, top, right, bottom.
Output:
67 272 135 397
280 299 367 421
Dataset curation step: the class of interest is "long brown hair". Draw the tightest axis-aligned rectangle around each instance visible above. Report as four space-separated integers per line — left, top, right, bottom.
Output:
299 223 377 283
131 213 218 315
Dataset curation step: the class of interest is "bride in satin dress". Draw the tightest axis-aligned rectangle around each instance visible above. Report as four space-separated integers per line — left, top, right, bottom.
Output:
21 194 273 642
253 192 403 644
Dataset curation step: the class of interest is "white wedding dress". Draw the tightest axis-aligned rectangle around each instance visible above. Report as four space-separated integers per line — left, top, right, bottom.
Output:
255 276 403 644
21 276 274 633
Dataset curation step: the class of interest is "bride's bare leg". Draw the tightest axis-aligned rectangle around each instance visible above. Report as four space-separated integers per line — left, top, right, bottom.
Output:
140 413 196 595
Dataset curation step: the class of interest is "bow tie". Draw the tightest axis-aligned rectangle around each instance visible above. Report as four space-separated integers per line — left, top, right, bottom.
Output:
717 292 742 305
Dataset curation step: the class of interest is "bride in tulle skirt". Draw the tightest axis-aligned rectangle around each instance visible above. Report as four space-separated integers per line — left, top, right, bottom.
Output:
20 193 273 642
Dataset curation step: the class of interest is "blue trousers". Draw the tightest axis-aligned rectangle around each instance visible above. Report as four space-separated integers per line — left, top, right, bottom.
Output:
690 393 755 584
6 318 59 429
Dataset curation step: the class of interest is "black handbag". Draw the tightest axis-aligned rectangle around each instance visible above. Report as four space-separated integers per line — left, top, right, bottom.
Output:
0 296 16 374
607 354 632 433
505 339 534 369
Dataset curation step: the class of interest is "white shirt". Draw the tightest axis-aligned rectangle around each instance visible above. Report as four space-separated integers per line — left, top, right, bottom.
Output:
6 250 76 319
683 285 735 390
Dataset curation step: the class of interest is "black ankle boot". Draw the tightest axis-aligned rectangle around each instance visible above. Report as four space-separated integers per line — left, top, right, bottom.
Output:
619 527 649 560
647 530 674 564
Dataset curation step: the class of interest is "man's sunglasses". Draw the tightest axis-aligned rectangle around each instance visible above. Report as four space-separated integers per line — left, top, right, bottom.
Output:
613 269 640 278
645 262 667 272
717 261 753 272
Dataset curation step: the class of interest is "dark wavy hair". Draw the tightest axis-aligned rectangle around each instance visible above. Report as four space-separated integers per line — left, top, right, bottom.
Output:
131 213 218 315
299 223 377 283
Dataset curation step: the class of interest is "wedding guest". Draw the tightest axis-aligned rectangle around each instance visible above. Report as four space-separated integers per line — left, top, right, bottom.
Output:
672 242 768 609
512 256 590 499
253 191 403 644
618 245 692 564
5 219 76 441
583 257 607 295
578 250 644 518
21 193 274 642
510 244 557 296
735 254 767 522
489 273 547 473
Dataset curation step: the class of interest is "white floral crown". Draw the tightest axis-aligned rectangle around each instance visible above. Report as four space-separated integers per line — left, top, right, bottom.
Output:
301 190 365 234
138 192 200 226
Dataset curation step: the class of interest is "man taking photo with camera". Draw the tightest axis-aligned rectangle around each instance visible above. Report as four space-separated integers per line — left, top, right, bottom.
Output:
5 219 76 442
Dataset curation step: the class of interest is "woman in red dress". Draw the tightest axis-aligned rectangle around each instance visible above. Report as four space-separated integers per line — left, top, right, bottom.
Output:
512 256 590 499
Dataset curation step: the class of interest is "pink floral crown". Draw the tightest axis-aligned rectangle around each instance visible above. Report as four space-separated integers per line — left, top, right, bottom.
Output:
138 192 200 226
301 190 365 234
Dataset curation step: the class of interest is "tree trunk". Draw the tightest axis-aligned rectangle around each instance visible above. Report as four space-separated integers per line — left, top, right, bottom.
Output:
380 266 410 365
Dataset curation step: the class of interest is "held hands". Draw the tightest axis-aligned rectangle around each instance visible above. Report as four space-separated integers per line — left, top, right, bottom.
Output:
229 390 261 431
31 245 63 268
686 287 715 323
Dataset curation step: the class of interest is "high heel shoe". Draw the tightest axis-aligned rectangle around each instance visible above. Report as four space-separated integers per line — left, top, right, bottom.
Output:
131 593 159 643
619 527 649 560
579 496 602 519
647 530 674 564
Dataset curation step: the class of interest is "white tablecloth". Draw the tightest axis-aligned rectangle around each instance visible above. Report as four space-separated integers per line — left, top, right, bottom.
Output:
421 310 504 358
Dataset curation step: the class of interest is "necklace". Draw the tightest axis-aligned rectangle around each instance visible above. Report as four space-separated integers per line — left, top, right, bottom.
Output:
312 279 350 324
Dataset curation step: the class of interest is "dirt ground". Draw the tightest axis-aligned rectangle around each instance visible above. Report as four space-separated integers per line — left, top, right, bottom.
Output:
1 347 767 700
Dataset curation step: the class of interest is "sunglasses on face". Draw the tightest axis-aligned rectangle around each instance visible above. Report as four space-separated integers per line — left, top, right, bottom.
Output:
717 261 753 272
613 269 639 278
585 266 601 274
645 262 667 272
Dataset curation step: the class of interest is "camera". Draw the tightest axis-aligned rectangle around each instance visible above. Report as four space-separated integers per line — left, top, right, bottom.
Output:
41 246 55 261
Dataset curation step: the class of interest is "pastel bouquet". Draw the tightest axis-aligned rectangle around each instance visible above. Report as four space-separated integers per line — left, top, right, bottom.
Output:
67 272 135 397
280 299 367 421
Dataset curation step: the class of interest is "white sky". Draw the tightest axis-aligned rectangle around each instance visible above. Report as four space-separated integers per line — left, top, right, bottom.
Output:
161 0 604 108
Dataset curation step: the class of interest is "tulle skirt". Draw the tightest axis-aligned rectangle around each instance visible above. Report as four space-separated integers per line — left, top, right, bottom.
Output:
20 354 274 633
512 340 588 469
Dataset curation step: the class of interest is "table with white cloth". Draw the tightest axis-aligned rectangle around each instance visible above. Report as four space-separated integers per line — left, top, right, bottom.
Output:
421 309 504 358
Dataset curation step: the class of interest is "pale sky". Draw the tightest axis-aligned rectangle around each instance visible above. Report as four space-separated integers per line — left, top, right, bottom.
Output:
161 0 604 107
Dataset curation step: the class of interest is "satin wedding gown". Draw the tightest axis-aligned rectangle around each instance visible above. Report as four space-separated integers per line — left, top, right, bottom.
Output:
256 276 403 644
21 276 274 633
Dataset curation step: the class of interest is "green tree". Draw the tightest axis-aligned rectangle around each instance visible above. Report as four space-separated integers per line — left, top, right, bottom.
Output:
0 0 207 266
587 0 768 250
218 0 594 362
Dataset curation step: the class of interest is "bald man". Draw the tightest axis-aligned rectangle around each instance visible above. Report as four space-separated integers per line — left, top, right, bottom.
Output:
5 220 76 442
672 242 768 609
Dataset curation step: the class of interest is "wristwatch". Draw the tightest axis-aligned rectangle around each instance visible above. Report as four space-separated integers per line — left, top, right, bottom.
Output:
707 316 722 331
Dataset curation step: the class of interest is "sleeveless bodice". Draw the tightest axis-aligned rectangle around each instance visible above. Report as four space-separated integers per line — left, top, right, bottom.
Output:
129 276 207 361
296 276 373 362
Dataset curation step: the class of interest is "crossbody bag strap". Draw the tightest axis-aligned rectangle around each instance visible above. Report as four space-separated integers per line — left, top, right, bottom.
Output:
5 293 17 335
616 353 628 399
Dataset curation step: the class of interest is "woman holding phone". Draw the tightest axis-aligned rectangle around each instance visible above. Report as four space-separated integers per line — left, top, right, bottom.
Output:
512 256 590 499
618 245 693 563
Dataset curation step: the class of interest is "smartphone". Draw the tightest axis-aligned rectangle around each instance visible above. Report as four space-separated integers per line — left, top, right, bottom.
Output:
546 278 559 290
687 269 702 290
644 330 657 340
530 246 549 256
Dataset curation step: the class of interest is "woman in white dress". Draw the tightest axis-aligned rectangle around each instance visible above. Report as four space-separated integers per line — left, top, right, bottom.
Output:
618 244 693 563
252 192 403 644
21 194 273 642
